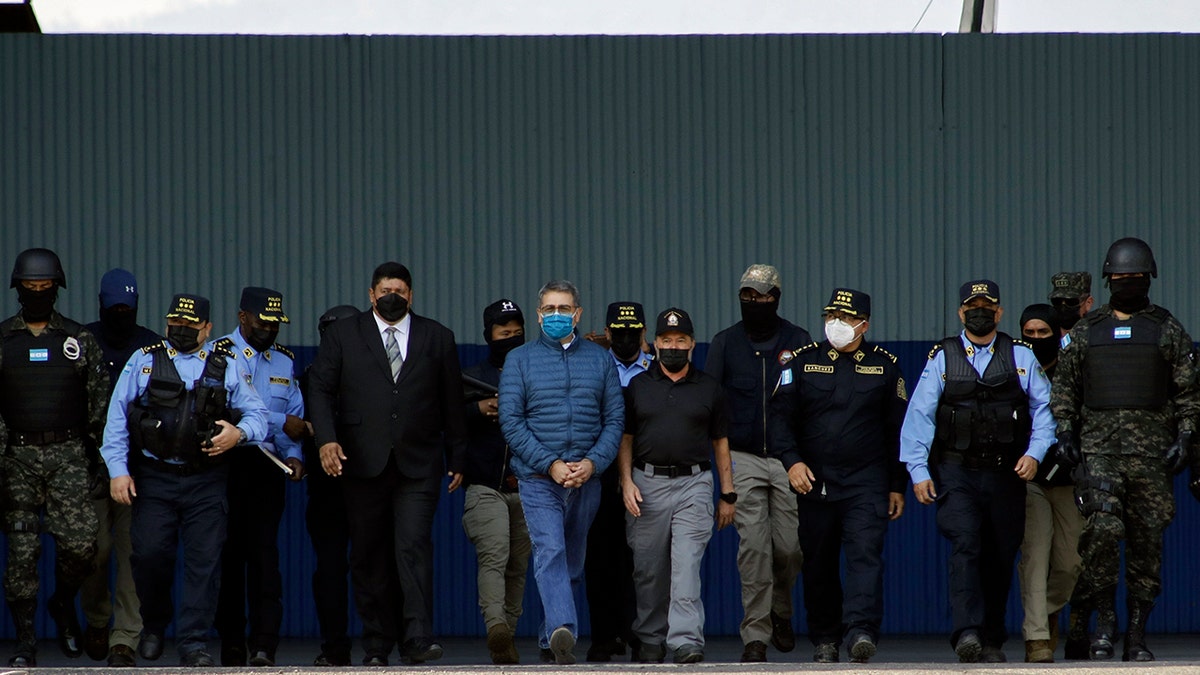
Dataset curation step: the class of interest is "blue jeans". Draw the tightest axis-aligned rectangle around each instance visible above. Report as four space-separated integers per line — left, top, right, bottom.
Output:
518 476 601 647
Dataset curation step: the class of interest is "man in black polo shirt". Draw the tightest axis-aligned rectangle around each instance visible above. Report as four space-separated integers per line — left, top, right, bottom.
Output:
769 288 908 664
618 308 735 665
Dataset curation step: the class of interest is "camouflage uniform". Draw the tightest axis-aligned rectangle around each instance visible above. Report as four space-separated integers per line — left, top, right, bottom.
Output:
1050 303 1199 608
0 311 108 655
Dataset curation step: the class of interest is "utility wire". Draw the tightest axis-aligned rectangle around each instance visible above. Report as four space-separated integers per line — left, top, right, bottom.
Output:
911 0 937 32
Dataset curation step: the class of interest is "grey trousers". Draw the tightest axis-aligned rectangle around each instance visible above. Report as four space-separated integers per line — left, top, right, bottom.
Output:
731 450 802 645
461 484 532 630
1018 481 1082 640
626 469 714 650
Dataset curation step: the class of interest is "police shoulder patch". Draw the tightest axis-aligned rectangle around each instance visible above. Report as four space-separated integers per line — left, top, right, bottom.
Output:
273 343 295 360
927 343 944 360
141 342 168 355
212 337 237 358
789 342 819 360
1013 339 1034 352
872 344 898 364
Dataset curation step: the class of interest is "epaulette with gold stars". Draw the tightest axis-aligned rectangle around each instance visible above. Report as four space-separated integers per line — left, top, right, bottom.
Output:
272 343 295 360
793 341 820 357
926 343 945 360
211 337 237 358
872 344 898 364
1013 338 1034 351
141 342 168 355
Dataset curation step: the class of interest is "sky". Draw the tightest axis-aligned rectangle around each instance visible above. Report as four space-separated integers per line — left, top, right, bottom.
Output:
21 0 1200 35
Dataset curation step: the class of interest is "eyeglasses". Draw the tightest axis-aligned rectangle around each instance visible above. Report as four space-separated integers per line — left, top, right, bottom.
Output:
738 290 775 303
538 305 576 316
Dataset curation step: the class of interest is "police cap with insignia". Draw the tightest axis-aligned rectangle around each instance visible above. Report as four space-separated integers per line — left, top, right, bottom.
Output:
822 288 871 318
240 286 290 323
655 307 694 337
606 302 645 330
165 293 210 323
1048 271 1091 301
959 279 1000 305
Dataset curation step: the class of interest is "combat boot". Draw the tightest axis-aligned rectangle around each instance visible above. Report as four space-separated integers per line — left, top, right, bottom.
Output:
1063 606 1090 660
8 598 38 667
1090 600 1117 660
1122 601 1154 662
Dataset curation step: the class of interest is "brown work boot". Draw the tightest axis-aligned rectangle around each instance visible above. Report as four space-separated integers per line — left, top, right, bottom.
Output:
1025 639 1054 663
1047 610 1060 652
486 624 518 665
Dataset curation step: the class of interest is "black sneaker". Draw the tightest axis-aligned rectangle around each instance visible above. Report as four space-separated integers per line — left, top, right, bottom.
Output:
849 634 877 663
813 642 839 663
955 631 982 663
181 650 215 667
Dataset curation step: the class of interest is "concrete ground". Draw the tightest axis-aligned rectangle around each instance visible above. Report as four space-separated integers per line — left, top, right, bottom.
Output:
8 635 1200 673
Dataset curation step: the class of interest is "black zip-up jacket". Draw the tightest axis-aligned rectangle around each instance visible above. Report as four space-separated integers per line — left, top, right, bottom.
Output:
705 318 812 456
461 360 516 491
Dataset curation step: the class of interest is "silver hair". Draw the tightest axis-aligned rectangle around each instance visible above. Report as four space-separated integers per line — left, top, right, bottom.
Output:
537 279 581 307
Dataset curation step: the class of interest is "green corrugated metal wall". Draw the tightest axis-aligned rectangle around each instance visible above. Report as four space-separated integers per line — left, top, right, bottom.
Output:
2 33 1200 639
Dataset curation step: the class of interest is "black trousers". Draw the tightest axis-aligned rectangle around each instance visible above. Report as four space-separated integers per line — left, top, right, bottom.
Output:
797 490 889 647
342 457 441 658
215 447 287 655
933 462 1026 648
304 450 352 660
584 466 636 645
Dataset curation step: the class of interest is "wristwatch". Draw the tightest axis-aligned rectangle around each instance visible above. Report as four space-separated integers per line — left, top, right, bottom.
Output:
720 491 738 504
237 427 248 446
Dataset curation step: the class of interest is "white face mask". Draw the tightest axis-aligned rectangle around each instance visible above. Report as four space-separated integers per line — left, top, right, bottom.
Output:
824 318 863 350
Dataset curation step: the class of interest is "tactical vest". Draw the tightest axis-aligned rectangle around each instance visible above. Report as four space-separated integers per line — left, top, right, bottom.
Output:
126 342 233 465
933 333 1031 462
1083 308 1169 409
0 321 88 432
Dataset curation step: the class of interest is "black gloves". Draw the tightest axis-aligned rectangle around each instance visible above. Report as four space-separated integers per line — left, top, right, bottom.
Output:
1164 430 1192 475
1057 431 1082 467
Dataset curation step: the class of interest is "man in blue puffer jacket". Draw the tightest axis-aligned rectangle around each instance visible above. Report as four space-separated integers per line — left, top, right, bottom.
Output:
499 279 624 666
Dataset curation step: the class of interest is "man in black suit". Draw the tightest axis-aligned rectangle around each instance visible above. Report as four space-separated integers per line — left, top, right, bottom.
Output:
307 262 467 666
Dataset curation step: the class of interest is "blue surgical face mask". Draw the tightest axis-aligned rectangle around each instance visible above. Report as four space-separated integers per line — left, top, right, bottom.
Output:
541 313 575 340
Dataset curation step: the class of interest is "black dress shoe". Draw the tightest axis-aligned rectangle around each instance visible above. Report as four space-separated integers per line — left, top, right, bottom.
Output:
813 642 839 663
138 633 164 661
84 625 110 661
221 644 247 666
48 595 84 658
314 652 351 666
248 649 275 666
180 650 215 667
402 637 444 664
770 611 796 653
107 644 137 667
8 653 36 668
362 654 389 667
741 640 768 662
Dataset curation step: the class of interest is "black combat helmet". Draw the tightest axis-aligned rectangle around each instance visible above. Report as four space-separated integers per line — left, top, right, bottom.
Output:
318 304 359 336
1102 237 1157 278
10 247 67 288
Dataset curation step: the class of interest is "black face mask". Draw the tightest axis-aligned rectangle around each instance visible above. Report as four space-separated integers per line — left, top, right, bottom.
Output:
1108 276 1151 314
963 307 997 338
100 306 139 346
243 325 278 353
609 331 643 362
17 285 57 322
167 325 203 353
1026 335 1060 369
657 348 690 373
487 334 524 369
1051 300 1083 331
375 293 409 323
740 300 780 342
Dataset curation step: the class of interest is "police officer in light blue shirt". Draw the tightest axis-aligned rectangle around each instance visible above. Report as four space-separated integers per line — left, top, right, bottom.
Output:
101 293 268 667
899 279 1054 665
213 287 305 667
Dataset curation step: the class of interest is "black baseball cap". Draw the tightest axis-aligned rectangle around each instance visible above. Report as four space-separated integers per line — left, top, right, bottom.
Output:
823 288 871 318
655 308 694 337
959 279 1000 305
483 298 524 335
240 286 290 323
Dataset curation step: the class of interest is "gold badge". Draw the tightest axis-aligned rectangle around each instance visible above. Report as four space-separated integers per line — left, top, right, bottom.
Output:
269 376 291 386
855 365 884 375
897 377 908 401
244 348 255 358
804 364 834 374
141 366 152 374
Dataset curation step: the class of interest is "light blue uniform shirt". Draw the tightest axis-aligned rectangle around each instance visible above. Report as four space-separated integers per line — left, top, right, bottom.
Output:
222 329 305 462
611 350 653 388
100 339 270 478
900 331 1056 485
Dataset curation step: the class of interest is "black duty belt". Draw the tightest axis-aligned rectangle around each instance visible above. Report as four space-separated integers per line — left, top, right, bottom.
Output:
634 459 712 478
7 428 85 446
938 450 1008 472
131 451 219 477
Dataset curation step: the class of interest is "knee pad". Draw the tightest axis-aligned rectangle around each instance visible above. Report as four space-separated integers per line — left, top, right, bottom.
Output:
1075 476 1122 518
